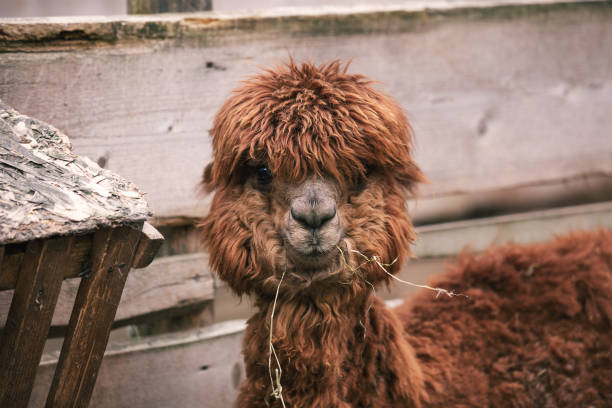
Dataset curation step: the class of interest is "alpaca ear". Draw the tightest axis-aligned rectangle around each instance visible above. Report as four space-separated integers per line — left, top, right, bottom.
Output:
202 162 215 191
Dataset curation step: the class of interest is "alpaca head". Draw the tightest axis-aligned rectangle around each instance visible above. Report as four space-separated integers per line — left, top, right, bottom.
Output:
201 60 425 301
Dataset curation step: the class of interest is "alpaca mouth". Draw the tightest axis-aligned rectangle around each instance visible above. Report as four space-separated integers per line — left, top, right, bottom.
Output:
287 250 344 285
287 244 336 269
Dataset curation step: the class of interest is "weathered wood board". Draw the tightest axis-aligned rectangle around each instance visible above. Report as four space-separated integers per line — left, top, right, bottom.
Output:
0 101 150 245
0 253 212 330
0 1 611 221
29 320 246 408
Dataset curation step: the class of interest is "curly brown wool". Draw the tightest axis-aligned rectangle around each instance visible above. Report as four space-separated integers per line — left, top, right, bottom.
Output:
200 60 612 408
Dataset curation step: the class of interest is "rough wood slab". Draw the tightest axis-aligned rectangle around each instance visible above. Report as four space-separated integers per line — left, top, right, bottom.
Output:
0 237 69 407
0 0 602 48
46 225 141 407
30 320 246 408
1 1 610 220
0 101 151 245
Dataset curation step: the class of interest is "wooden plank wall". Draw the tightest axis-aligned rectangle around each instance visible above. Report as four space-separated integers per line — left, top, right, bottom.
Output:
1 1 611 221
1 2 612 405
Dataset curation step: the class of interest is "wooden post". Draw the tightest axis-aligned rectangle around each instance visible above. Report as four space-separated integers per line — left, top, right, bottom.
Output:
127 0 212 14
45 225 142 407
0 237 71 407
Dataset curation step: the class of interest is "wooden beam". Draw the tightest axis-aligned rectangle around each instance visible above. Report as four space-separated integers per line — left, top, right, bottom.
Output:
46 225 141 407
132 222 165 269
0 237 70 407
127 0 212 14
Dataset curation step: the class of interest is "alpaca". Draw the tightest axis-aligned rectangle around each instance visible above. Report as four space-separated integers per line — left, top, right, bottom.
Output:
200 60 612 407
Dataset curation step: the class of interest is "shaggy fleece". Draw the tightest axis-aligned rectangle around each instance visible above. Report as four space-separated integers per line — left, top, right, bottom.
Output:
396 229 612 407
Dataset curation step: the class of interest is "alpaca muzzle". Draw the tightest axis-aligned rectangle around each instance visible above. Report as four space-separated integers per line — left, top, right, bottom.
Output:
283 179 343 269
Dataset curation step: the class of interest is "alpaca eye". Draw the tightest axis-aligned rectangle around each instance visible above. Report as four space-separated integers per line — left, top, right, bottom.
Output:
355 165 374 191
256 166 273 185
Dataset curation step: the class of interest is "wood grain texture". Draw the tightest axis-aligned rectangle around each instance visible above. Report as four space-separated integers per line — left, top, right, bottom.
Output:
0 101 150 245
0 2 610 221
46 225 141 408
30 320 246 408
0 237 70 407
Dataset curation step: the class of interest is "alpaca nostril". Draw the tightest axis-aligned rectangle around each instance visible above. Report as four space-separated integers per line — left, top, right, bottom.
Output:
319 206 336 225
290 204 336 230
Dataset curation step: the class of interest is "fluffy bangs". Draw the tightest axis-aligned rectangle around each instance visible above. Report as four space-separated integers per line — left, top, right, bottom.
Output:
204 59 425 191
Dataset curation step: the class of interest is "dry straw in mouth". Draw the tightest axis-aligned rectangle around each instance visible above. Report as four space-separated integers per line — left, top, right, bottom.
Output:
268 266 287 407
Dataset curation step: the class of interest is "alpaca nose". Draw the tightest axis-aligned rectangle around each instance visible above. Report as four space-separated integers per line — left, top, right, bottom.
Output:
290 203 336 229
290 183 337 230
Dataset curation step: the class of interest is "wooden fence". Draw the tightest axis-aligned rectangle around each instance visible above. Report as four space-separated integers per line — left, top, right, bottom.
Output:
1 0 612 406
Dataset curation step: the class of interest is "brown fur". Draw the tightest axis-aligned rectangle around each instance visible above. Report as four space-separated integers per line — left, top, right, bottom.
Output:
200 60 612 407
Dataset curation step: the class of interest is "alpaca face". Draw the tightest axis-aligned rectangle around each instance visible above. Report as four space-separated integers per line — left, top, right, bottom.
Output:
201 61 425 299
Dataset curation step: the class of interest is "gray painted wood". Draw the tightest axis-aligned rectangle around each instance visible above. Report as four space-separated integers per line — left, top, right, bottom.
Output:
0 1 610 220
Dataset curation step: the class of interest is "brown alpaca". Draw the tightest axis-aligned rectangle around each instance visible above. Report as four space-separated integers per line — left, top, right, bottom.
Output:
200 61 612 407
